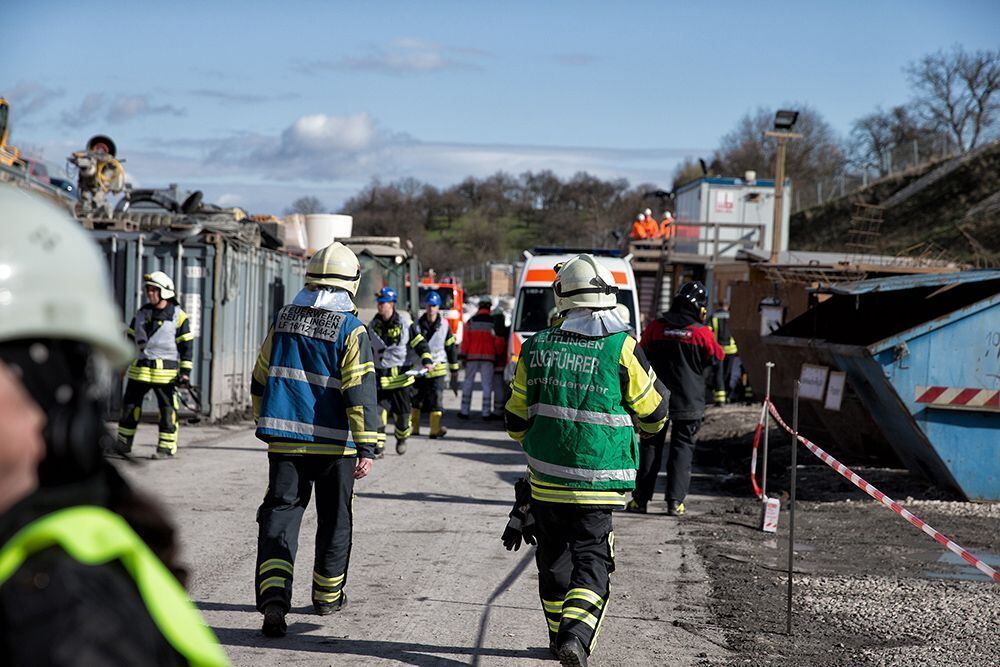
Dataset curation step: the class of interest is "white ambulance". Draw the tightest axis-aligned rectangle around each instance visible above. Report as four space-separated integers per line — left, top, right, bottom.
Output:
504 248 640 383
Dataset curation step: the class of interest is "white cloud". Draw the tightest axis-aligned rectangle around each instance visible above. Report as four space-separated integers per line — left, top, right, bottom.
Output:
299 38 489 75
280 113 376 153
59 93 184 128
36 112 704 214
4 81 65 116
107 95 184 123
60 93 105 128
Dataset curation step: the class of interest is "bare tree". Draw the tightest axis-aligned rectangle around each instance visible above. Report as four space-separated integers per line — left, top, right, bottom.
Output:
849 106 947 174
285 195 326 215
713 105 845 209
906 46 1000 152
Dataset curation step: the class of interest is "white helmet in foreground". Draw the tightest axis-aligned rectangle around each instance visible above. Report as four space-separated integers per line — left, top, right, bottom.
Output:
0 182 132 365
553 254 619 313
306 241 362 296
144 271 176 301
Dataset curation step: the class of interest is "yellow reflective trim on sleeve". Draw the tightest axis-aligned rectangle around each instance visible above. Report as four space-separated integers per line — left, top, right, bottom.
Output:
177 311 188 327
258 559 293 575
566 588 604 609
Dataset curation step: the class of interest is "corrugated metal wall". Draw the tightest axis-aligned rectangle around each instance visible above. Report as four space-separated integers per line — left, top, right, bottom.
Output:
93 231 306 421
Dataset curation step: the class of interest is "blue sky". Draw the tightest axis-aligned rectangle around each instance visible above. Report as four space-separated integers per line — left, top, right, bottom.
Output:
3 0 997 213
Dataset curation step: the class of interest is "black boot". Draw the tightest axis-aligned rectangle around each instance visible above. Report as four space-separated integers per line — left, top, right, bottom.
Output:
557 635 588 667
261 602 287 637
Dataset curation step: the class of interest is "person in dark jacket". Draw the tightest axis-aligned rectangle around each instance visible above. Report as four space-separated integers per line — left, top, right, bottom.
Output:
627 281 723 516
0 184 227 667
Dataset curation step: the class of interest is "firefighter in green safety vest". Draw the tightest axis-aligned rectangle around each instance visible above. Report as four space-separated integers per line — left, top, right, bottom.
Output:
504 254 669 667
369 287 433 457
0 183 228 666
709 302 739 405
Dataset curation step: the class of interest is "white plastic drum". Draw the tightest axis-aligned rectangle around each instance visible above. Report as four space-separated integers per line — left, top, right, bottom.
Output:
305 214 353 252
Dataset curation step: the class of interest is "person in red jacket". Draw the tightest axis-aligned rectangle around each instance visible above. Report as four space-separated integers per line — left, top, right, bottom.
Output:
627 281 723 516
459 297 498 419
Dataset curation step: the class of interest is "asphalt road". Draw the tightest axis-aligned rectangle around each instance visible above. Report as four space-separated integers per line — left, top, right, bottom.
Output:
118 393 728 666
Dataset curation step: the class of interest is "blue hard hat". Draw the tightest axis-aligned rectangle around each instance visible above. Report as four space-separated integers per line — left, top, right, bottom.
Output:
376 287 398 303
425 291 442 307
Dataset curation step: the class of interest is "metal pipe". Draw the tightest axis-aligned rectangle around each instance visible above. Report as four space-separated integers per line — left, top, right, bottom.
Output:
762 361 774 498
786 379 800 636
176 240 184 302
136 234 144 311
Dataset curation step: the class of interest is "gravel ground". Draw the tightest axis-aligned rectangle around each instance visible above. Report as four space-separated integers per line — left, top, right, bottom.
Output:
116 393 729 666
683 404 1000 667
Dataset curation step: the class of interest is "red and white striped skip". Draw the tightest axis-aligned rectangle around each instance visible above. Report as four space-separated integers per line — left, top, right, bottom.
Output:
915 386 1000 412
752 398 999 584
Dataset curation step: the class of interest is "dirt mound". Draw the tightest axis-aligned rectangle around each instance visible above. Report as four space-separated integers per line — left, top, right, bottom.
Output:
789 141 1000 265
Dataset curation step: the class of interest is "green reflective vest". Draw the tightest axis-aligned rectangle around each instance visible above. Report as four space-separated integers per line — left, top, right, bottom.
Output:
520 328 638 491
0 505 229 667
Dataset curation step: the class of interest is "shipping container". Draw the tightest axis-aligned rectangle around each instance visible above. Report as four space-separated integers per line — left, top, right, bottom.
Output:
93 230 307 421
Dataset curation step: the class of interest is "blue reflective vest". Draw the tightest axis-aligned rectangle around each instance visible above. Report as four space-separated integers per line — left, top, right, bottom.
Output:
256 305 363 453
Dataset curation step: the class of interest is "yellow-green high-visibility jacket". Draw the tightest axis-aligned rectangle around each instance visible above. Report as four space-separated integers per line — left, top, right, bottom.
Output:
505 327 669 508
710 311 738 355
0 505 229 667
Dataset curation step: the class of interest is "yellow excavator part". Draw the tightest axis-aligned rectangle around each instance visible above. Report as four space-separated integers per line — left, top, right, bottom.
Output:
0 98 21 167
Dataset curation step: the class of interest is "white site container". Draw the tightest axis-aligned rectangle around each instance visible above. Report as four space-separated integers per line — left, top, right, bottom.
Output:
673 174 791 258
305 214 354 253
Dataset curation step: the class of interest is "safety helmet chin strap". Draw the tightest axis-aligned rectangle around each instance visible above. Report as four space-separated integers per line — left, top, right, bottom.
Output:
554 255 619 298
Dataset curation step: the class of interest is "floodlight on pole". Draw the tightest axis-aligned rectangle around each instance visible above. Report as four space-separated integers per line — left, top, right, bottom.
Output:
773 110 799 131
764 110 803 263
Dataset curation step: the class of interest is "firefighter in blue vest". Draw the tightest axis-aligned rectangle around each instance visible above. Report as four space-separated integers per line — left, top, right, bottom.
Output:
0 183 228 666
116 271 195 459
250 241 380 637
369 287 433 456
410 291 459 439
504 254 669 667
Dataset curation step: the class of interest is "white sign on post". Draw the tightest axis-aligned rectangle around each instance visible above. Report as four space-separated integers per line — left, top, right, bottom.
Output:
799 363 829 401
824 371 847 411
760 305 784 336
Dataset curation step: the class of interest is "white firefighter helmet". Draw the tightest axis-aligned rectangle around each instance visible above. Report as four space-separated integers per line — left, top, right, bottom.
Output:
644 208 652 217
0 183 132 365
306 241 361 296
143 271 175 301
553 254 619 313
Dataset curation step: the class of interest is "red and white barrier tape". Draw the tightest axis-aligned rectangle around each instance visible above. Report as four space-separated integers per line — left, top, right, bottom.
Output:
749 400 767 499
759 399 999 584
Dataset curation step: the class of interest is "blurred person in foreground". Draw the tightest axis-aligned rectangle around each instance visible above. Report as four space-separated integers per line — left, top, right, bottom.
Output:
504 254 668 666
0 183 228 666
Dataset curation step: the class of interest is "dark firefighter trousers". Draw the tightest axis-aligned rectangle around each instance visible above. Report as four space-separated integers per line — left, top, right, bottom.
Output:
713 355 740 404
255 454 355 612
633 419 703 504
378 385 413 444
414 375 445 413
534 503 615 655
116 379 179 453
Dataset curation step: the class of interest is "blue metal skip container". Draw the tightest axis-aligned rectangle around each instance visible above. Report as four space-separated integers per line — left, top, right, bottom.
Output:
767 271 1000 501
